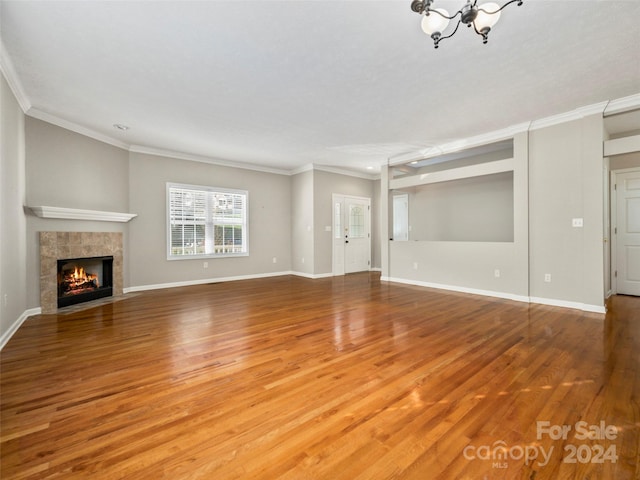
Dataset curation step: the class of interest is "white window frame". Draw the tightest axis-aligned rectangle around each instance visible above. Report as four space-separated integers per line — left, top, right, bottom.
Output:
167 182 249 260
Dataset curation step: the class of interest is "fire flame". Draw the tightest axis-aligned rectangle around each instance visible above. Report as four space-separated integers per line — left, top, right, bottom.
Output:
62 266 99 292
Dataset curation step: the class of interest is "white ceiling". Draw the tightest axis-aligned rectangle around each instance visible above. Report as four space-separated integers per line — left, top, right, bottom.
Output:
1 0 639 175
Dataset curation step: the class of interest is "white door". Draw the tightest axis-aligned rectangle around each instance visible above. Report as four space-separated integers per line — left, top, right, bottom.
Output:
332 195 371 275
615 170 640 296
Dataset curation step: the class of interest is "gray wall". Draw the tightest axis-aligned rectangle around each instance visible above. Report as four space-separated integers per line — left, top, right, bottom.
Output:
529 114 605 307
408 172 514 242
386 132 529 299
24 118 130 308
610 152 640 170
313 170 376 275
16 116 377 312
1 73 27 341
129 152 292 287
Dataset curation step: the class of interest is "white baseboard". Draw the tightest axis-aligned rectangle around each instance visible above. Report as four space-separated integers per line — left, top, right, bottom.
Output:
383 276 530 303
529 297 606 314
124 271 294 293
0 307 42 351
382 277 606 314
290 271 334 279
125 270 374 292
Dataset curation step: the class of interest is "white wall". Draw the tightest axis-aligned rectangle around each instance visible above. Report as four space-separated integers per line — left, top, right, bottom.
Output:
0 72 27 344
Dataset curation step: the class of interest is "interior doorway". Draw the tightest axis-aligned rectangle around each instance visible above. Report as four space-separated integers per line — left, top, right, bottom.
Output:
332 194 371 275
612 168 640 296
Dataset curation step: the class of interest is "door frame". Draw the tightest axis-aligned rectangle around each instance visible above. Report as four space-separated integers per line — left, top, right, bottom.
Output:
610 167 640 295
332 193 371 276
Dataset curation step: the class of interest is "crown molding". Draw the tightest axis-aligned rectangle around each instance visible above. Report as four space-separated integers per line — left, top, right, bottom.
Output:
129 145 291 176
312 164 379 180
529 101 609 131
0 41 31 113
389 97 633 166
289 163 378 180
27 108 130 150
389 122 530 166
604 93 640 116
289 163 314 175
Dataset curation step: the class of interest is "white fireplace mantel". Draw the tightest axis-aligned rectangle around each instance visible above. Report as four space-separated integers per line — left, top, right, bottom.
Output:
28 206 137 223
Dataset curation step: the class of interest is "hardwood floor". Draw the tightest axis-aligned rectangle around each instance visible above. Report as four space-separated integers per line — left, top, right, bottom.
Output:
1 273 638 479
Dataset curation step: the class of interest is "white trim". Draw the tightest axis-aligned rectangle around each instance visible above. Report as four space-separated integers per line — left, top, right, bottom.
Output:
0 41 31 112
124 271 293 293
604 93 640 116
388 97 627 167
130 145 290 176
0 308 41 351
381 277 606 314
383 276 530 303
290 163 315 175
27 108 129 150
529 102 609 131
312 164 379 181
290 271 334 279
388 122 529 165
290 163 378 180
28 206 137 222
166 183 249 260
611 170 618 295
389 158 514 190
529 297 606 314
604 135 640 157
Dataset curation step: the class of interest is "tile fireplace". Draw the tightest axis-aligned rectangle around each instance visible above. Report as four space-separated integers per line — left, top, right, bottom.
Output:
39 232 123 313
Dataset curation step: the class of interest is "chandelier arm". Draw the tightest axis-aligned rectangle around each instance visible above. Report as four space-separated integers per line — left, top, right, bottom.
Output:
434 18 463 43
476 0 523 15
424 7 463 21
471 21 490 43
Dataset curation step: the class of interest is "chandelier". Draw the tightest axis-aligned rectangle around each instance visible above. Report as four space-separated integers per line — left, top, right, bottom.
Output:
410 0 523 48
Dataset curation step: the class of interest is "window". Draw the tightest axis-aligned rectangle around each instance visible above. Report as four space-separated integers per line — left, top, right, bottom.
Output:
349 204 365 238
167 183 248 259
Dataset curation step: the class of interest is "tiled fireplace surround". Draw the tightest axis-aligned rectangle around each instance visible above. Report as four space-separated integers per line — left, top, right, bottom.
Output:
39 232 124 314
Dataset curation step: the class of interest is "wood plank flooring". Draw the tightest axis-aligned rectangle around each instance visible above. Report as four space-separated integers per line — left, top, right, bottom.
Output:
1 272 638 479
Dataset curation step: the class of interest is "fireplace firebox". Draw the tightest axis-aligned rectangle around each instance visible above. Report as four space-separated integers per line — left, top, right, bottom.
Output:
57 256 114 308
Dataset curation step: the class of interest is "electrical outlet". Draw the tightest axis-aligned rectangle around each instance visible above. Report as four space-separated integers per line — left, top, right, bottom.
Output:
272 257 277 264
413 262 418 270
301 258 305 264
544 274 552 283
494 269 500 278
572 218 584 228
3 294 7 307
203 262 208 268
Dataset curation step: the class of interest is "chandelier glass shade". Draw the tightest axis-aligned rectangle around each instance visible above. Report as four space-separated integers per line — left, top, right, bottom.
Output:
411 0 523 48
